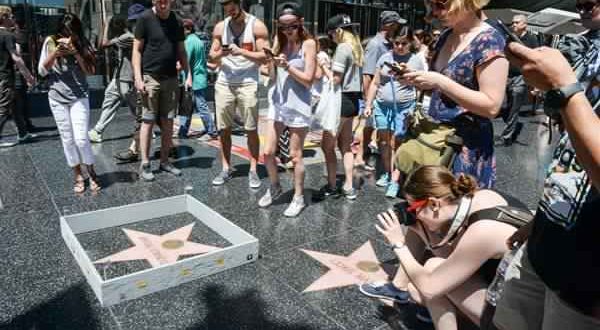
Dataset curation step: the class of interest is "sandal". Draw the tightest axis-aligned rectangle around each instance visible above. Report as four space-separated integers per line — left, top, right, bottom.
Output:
73 177 85 193
89 175 102 192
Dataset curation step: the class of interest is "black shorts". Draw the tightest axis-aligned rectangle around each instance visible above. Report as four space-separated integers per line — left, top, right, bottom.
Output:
341 92 361 118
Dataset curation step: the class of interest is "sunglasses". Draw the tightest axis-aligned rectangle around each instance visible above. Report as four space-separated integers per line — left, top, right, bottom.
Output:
430 0 450 11
511 21 522 25
406 199 428 214
394 41 410 46
279 24 301 32
576 1 599 13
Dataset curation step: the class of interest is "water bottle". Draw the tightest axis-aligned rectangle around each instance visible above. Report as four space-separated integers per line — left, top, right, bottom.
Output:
486 247 518 306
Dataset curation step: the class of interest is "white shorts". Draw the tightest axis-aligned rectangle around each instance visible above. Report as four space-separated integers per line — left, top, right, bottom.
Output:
268 105 311 128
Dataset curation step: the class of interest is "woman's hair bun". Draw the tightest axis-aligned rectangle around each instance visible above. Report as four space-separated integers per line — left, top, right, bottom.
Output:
450 173 478 197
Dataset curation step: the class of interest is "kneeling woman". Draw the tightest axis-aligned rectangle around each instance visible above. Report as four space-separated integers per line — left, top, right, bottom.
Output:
258 3 316 217
361 165 527 330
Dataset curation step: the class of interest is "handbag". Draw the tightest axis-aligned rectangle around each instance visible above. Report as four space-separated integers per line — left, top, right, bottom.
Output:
178 86 194 117
312 80 341 135
395 101 463 174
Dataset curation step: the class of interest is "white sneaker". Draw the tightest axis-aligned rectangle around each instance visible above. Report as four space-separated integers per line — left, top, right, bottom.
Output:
283 195 305 217
258 185 282 208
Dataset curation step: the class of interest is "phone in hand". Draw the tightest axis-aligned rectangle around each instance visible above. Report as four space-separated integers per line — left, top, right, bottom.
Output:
263 47 275 57
221 44 231 51
496 19 523 45
384 61 407 75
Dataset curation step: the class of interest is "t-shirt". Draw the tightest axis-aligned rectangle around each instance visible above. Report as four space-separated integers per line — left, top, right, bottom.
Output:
332 43 362 93
38 36 88 104
0 29 16 84
185 33 208 90
110 31 134 82
134 9 184 77
375 51 425 106
527 133 600 310
363 33 391 76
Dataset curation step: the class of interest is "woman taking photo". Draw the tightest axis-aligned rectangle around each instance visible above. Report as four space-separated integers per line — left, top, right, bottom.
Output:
258 2 316 217
39 13 100 193
360 165 528 329
403 0 509 188
313 14 363 201
364 28 425 198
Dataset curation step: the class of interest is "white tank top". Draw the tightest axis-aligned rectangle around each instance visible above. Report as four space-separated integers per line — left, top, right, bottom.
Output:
217 14 259 85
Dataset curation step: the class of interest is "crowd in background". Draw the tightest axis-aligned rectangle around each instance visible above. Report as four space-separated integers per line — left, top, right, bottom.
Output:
0 0 599 329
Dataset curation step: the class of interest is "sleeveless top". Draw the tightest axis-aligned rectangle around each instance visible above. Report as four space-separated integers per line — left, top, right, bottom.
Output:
271 44 312 117
217 14 259 85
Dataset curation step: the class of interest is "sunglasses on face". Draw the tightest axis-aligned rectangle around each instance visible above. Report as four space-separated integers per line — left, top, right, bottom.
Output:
576 1 599 13
279 24 301 32
394 41 410 46
511 21 522 25
430 0 450 11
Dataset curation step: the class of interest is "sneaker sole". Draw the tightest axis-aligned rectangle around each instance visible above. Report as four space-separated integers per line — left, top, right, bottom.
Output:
358 286 410 304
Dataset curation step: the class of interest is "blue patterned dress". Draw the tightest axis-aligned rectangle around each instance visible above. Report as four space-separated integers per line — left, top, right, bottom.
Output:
428 27 506 188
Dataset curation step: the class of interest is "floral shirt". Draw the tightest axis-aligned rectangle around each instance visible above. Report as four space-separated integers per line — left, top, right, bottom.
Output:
428 27 506 188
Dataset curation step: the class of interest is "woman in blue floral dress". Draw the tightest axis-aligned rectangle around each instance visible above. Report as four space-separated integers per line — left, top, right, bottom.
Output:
404 0 509 188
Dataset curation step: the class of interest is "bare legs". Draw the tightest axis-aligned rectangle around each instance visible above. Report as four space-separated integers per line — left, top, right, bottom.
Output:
322 117 355 191
218 127 259 173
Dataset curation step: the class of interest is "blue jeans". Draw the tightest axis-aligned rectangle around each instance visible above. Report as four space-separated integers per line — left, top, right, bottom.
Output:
177 88 215 137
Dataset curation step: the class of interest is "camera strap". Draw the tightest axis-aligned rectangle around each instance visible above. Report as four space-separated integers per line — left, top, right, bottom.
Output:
427 196 472 250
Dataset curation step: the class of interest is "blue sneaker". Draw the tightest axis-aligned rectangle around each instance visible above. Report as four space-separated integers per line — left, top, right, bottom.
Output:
358 282 410 304
385 182 400 198
376 173 390 187
415 305 433 323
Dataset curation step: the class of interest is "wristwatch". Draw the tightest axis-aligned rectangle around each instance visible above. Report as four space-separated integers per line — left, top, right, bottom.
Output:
390 243 406 251
544 82 585 116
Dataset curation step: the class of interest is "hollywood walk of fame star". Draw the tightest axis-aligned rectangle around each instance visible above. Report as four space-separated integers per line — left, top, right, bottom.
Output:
300 241 393 292
94 223 221 268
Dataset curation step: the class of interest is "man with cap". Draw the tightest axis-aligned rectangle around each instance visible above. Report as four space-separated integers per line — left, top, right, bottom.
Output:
89 4 145 145
355 11 406 171
133 0 188 181
208 0 269 188
175 18 214 140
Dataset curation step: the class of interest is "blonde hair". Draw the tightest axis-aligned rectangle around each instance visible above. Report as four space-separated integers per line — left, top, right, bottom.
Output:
403 165 478 201
0 6 12 17
446 0 490 16
335 28 364 67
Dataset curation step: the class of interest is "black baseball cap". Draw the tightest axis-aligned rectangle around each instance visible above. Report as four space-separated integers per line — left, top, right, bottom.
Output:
326 14 358 32
380 11 407 25
276 2 303 18
218 0 240 4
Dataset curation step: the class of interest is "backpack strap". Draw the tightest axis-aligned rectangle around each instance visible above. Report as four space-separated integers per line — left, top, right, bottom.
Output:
468 205 534 228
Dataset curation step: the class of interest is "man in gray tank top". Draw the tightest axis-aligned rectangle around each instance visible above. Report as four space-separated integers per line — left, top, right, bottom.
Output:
208 0 269 188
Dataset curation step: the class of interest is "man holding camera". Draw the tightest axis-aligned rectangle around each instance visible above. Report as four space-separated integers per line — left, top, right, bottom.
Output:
493 2 600 327
0 5 35 147
208 0 269 188
132 0 188 181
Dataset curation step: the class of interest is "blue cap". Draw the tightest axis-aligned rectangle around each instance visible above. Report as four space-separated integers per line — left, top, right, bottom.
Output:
128 4 145 21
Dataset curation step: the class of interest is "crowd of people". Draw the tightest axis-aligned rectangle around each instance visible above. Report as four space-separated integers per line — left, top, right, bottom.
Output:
0 0 599 329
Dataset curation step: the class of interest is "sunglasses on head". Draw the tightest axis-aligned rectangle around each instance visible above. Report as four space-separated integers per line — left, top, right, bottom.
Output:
279 24 301 32
576 1 599 13
430 0 450 11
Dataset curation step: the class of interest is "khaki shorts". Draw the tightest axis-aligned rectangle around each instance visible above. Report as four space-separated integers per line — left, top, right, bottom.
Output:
494 245 600 330
141 74 178 122
215 82 258 131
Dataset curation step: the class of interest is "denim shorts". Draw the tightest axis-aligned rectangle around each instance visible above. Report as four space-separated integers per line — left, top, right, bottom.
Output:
373 100 416 138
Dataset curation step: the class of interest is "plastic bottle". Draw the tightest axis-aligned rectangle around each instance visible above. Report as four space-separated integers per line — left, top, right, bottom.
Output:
486 247 518 306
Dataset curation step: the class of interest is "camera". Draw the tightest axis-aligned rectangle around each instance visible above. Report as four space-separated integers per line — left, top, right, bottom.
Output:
392 201 417 226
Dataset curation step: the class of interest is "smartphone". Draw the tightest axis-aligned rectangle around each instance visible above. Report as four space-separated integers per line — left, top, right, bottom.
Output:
263 47 275 57
384 61 406 74
222 44 230 51
496 19 523 45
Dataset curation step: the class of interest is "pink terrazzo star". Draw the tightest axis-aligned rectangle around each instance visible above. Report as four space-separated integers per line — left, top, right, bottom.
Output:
300 241 392 292
94 223 221 268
